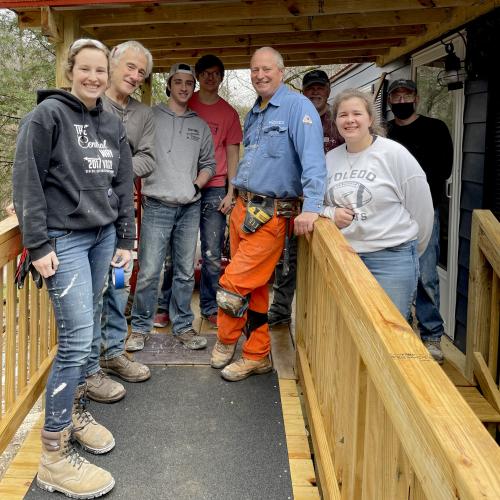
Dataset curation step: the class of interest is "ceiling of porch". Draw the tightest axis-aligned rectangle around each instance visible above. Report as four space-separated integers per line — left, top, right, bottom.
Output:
2 0 497 72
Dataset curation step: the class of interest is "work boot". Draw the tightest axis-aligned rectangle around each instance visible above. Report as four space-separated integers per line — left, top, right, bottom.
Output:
154 311 170 328
101 353 151 383
202 313 218 329
72 385 115 455
211 340 236 369
423 340 444 364
125 331 146 352
267 311 291 326
37 425 115 498
175 328 207 350
86 369 126 403
221 356 273 382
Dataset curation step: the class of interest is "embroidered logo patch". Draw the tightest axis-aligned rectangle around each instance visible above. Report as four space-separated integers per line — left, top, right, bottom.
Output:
302 114 313 125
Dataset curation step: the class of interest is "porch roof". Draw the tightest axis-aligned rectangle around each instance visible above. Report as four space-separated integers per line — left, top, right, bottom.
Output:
0 1 497 71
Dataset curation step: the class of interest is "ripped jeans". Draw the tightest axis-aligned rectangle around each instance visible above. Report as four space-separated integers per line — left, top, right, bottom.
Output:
44 225 116 432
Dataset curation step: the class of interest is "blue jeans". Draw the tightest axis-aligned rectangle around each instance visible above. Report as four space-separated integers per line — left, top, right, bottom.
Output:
157 261 172 313
44 225 115 432
157 187 226 317
199 187 226 316
417 210 444 341
359 240 419 321
86 257 133 376
131 196 200 335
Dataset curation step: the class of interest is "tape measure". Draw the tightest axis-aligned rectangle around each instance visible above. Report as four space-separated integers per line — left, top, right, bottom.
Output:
112 267 125 289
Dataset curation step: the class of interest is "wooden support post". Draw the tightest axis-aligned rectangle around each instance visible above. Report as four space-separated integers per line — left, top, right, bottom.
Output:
141 75 152 106
55 12 80 89
465 211 493 381
488 274 499 382
41 7 62 43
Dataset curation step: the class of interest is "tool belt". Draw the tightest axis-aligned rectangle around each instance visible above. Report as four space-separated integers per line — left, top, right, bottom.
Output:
237 190 301 218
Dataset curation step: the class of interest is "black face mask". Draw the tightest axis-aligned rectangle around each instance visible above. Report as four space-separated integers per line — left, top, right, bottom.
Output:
391 102 415 120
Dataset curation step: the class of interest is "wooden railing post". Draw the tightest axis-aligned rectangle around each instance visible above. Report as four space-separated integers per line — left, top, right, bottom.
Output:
465 210 500 381
0 217 57 455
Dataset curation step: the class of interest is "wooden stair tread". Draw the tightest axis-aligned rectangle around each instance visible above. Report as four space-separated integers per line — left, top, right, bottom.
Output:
457 387 500 423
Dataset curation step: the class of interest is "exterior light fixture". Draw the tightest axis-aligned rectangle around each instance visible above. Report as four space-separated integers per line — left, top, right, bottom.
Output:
437 41 467 91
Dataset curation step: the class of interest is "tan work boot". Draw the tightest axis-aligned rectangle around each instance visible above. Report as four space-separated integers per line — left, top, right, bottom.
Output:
176 328 207 350
86 369 126 403
423 340 444 364
125 332 146 352
221 356 273 382
37 425 115 498
211 340 237 369
72 384 115 454
101 353 151 383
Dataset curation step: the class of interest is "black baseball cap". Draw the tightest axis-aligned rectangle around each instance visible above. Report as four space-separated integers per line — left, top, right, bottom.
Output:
302 69 330 90
388 79 417 95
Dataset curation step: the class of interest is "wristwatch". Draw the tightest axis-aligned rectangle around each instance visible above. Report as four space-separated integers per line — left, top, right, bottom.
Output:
193 183 200 195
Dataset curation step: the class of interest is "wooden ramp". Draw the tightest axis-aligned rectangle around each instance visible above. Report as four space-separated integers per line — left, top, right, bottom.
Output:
0 320 320 499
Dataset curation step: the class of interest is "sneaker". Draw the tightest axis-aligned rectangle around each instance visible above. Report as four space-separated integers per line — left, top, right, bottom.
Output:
175 328 207 350
86 370 126 403
72 385 115 455
202 313 218 328
38 425 115 498
154 311 170 328
211 340 236 369
423 340 444 364
101 354 151 383
267 311 291 326
221 356 273 382
125 332 146 352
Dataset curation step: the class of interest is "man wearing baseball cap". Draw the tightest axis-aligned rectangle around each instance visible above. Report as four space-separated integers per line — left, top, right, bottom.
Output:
387 78 453 364
128 63 216 351
268 69 343 327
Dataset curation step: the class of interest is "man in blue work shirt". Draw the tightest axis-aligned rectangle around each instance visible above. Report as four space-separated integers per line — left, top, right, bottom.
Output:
211 46 326 382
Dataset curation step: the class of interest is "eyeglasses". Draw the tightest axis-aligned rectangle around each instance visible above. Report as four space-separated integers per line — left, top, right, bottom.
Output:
389 93 416 103
199 70 221 79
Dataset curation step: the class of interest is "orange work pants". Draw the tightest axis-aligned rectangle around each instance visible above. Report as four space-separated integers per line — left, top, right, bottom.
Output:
217 197 287 360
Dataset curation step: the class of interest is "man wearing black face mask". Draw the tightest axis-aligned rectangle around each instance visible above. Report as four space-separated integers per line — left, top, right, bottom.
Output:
387 79 453 364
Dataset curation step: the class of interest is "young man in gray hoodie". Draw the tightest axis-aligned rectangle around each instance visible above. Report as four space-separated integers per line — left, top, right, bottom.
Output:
128 63 216 351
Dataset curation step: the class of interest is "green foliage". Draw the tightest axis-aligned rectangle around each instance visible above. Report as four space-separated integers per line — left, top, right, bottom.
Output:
0 10 55 210
416 65 454 133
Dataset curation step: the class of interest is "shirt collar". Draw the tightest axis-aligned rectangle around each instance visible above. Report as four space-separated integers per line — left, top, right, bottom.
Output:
252 83 286 113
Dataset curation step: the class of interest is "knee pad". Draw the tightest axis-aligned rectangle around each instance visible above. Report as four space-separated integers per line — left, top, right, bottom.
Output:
244 309 268 338
216 287 249 318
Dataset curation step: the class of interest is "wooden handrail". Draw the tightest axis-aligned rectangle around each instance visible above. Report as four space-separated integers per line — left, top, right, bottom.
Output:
0 216 57 456
465 210 500 382
296 218 500 499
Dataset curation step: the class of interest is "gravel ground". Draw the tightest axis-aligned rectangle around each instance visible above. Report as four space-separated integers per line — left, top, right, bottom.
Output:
0 398 42 481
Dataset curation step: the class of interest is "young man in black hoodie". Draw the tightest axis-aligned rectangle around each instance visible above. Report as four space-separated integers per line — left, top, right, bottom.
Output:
387 79 453 364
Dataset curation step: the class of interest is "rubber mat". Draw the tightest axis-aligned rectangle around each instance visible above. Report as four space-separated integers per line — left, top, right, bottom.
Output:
25 366 293 500
132 333 244 365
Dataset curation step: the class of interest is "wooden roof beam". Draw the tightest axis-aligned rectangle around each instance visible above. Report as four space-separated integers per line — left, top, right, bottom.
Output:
76 1 474 28
125 26 425 51
153 48 388 64
155 56 377 73
84 8 453 41
149 40 403 60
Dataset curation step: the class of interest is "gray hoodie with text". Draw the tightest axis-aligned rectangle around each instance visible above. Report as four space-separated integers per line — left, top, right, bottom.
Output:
142 103 215 205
